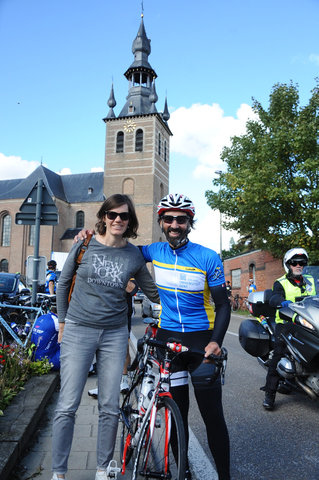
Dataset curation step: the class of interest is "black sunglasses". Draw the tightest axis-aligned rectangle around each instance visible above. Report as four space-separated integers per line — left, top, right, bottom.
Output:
106 211 130 221
162 215 189 225
289 259 307 267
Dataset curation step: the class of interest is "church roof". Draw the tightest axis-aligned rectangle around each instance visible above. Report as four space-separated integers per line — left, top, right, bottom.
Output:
0 165 104 203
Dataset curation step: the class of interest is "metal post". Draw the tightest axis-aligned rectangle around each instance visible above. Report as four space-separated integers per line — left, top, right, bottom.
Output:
31 179 43 306
215 171 223 261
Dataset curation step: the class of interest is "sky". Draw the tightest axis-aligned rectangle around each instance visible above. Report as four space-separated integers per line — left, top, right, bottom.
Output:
1 0 319 252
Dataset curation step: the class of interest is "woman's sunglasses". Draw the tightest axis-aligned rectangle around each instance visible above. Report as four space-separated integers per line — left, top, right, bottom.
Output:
289 259 307 267
162 215 189 225
106 211 130 221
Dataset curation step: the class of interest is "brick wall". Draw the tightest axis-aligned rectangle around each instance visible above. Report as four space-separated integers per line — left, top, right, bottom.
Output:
223 250 284 297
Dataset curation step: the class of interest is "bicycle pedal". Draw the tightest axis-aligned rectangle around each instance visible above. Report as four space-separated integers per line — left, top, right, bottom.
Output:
106 459 121 479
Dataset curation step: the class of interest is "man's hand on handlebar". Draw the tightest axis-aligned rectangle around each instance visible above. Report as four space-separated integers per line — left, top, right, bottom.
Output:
73 229 94 244
204 341 221 363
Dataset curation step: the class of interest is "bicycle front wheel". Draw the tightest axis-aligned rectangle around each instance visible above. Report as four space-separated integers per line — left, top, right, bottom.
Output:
120 371 141 466
132 395 186 480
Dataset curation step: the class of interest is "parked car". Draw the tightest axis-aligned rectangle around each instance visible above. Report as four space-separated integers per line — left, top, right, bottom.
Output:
134 288 145 303
0 272 30 298
141 297 162 319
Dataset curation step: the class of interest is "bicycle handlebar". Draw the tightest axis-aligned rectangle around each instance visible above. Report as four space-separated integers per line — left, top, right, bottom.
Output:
144 335 228 364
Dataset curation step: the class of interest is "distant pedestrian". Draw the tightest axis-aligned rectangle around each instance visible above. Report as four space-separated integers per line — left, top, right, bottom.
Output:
248 279 257 293
45 260 57 295
226 280 232 298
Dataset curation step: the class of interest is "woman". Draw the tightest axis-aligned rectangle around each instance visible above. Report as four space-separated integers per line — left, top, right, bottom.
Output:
51 194 160 480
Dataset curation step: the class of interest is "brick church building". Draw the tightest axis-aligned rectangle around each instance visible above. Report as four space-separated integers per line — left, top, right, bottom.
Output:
0 15 172 274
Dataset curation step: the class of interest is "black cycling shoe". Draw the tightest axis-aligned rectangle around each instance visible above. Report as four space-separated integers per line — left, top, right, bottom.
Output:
263 392 276 410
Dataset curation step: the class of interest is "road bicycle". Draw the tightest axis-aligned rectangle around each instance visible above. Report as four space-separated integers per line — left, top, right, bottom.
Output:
0 293 56 347
119 318 228 480
230 294 249 312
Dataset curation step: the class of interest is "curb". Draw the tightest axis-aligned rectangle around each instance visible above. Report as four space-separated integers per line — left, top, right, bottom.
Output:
0 371 59 480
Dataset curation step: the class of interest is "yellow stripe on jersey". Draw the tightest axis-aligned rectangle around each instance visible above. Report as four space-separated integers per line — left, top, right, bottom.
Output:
203 280 215 329
153 259 206 275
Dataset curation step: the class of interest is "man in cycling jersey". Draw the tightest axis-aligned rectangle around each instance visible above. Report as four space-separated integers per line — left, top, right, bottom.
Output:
45 260 58 295
143 194 231 480
75 193 231 480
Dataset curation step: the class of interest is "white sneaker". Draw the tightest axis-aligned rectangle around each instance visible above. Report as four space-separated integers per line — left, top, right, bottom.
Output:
88 387 98 398
51 474 66 480
95 471 108 480
120 376 129 394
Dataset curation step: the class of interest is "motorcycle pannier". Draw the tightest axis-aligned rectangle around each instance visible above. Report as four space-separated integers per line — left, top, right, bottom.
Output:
239 319 271 357
247 290 276 318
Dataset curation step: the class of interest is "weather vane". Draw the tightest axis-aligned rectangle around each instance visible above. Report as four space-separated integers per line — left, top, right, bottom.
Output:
141 0 144 17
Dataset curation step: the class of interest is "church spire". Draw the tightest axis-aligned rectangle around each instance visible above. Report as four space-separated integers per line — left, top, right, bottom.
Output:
118 14 158 117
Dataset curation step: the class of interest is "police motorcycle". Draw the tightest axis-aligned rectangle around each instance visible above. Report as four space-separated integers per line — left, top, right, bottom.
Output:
238 267 319 400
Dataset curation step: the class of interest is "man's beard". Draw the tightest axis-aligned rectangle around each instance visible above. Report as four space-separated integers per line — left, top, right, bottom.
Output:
163 227 189 248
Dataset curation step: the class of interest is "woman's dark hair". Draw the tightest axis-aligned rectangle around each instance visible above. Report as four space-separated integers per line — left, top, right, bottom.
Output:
95 194 139 239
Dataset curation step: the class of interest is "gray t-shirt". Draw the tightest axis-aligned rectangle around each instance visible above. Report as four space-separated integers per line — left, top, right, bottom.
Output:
57 237 160 328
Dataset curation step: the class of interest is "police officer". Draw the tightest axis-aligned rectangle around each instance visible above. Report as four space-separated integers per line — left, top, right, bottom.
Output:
263 248 316 410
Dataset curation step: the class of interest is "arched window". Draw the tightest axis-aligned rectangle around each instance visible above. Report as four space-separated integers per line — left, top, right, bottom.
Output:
164 140 167 162
0 259 8 272
29 225 35 246
135 129 143 152
158 133 161 155
249 263 256 282
1 214 11 246
116 131 124 153
76 211 85 228
123 178 134 196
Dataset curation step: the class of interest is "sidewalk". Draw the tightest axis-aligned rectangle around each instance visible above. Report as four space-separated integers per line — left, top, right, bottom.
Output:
13 373 133 480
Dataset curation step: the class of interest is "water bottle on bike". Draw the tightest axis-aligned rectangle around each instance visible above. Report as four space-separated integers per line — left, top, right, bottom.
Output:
138 364 155 412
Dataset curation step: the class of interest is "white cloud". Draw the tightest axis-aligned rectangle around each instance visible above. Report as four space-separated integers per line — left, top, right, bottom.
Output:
169 102 257 178
58 167 72 175
189 208 239 253
309 53 319 66
0 153 39 180
90 166 104 172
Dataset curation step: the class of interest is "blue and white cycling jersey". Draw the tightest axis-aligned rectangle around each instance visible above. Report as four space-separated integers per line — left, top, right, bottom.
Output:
45 269 57 294
141 241 225 332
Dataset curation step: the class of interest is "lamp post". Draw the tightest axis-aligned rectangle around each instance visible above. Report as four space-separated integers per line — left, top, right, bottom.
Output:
215 170 223 261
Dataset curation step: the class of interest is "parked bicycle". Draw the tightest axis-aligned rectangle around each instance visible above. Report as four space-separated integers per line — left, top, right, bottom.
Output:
0 293 56 347
119 318 227 480
230 294 249 312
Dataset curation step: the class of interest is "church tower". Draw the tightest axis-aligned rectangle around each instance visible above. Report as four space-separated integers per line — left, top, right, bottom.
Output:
103 14 172 245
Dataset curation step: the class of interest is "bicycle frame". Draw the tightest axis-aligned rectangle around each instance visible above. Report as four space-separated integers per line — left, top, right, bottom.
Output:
0 302 43 347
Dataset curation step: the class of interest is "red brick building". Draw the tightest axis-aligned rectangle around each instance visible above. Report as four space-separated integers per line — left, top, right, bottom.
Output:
223 249 284 298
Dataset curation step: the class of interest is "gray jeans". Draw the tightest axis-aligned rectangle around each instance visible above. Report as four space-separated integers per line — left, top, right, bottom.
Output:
52 320 128 474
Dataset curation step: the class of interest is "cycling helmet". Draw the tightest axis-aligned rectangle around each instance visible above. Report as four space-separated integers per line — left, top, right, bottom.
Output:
283 248 308 273
157 194 195 217
48 260 57 269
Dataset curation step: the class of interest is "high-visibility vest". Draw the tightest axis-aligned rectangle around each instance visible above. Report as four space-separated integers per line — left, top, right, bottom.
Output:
275 274 316 323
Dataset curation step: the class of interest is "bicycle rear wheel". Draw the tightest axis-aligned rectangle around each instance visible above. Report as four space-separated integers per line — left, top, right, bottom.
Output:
132 396 186 480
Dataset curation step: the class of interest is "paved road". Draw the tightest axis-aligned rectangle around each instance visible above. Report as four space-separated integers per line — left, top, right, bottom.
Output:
188 312 319 480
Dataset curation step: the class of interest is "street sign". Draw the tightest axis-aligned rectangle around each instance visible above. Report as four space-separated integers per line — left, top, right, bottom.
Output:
16 211 58 225
26 256 47 286
15 180 59 225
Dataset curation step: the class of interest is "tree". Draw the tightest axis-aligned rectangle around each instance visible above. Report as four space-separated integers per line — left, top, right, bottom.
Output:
206 81 319 264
